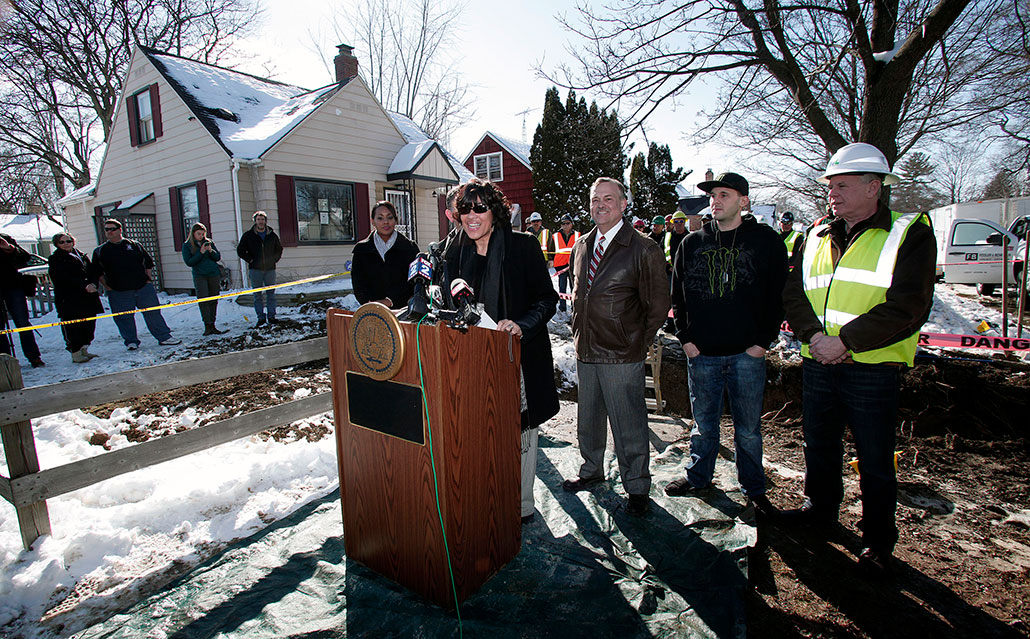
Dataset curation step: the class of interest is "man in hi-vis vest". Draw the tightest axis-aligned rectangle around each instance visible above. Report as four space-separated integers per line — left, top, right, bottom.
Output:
548 214 579 313
781 143 935 577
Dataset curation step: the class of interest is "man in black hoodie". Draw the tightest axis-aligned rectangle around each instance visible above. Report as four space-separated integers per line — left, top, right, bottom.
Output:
667 172 787 516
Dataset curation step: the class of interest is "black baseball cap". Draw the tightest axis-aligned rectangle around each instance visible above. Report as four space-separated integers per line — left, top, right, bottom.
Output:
697 172 749 196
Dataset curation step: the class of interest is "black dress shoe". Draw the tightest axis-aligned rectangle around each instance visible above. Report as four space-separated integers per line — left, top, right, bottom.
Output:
664 477 711 496
626 494 650 516
562 476 604 492
749 494 780 518
858 547 894 578
779 504 838 530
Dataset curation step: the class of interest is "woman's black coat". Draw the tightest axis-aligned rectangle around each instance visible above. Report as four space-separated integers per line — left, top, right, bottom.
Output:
351 232 420 308
446 228 560 429
48 248 104 319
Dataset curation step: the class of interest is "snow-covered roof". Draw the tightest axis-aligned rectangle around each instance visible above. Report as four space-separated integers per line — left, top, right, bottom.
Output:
388 140 439 175
143 48 341 159
0 213 65 243
388 112 475 182
112 192 154 211
485 131 532 169
55 182 96 206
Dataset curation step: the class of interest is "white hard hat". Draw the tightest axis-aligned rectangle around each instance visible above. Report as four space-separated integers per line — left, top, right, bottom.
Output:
528 212 543 222
819 143 900 186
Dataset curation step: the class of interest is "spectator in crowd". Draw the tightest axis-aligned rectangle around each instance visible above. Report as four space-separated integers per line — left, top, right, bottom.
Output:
90 219 180 349
662 211 690 269
48 233 104 363
445 178 559 524
0 232 45 367
779 211 803 259
667 172 787 518
781 143 936 577
526 212 551 266
548 214 579 314
237 211 283 326
647 215 665 247
563 177 669 517
182 222 227 336
351 201 420 309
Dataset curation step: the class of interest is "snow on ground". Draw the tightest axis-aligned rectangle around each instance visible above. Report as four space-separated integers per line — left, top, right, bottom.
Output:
0 274 1025 638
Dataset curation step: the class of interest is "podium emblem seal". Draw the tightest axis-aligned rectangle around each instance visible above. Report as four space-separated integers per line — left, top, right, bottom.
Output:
350 303 405 380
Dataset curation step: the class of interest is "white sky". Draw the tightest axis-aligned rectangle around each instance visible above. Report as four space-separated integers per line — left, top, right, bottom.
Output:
236 0 735 198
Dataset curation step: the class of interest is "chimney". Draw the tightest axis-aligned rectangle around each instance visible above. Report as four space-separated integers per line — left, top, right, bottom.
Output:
334 44 359 83
705 168 714 182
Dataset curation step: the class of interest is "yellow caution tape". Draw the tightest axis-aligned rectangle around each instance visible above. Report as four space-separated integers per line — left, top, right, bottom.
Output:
0 271 349 336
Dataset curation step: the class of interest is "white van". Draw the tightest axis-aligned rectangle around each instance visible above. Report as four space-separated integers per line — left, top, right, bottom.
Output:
938 217 1027 295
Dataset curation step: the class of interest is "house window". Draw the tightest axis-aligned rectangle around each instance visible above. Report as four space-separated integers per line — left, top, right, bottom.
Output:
384 189 413 237
178 184 200 239
134 89 155 144
295 178 356 243
474 152 503 182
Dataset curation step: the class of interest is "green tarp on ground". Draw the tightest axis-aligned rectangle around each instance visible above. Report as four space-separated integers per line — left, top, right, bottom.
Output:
74 439 756 639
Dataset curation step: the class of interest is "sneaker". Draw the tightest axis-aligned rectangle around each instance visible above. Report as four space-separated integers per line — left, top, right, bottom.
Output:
664 477 711 496
127 343 140 351
778 502 838 531
158 338 182 346
211 326 228 335
30 358 46 368
71 350 90 363
626 494 651 516
203 325 215 336
255 318 267 327
267 317 279 325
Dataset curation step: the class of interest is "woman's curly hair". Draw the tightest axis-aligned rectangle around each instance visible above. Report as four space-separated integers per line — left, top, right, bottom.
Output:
455 178 512 232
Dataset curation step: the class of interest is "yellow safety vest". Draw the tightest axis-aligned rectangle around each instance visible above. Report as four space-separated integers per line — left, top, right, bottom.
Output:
783 230 802 258
536 228 550 252
800 211 926 366
662 232 672 263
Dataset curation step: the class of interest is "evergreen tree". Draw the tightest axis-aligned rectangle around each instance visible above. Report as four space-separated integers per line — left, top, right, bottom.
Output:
628 152 650 219
627 142 685 219
891 152 945 212
981 168 1020 199
530 87 626 232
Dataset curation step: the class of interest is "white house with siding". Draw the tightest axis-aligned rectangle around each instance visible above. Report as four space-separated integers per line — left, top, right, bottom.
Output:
56 44 472 292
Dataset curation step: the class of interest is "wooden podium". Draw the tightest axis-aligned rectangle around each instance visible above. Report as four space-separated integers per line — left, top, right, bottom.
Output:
326 307 522 608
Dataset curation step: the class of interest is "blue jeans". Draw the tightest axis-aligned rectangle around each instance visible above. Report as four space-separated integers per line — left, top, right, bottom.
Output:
557 267 572 313
107 283 172 346
249 268 276 320
685 352 767 496
802 358 901 553
0 286 41 361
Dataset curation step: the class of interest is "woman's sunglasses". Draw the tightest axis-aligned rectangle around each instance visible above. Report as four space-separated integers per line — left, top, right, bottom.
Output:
459 203 490 215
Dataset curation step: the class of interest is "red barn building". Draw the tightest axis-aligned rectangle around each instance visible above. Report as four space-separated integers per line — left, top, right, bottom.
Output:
463 132 534 230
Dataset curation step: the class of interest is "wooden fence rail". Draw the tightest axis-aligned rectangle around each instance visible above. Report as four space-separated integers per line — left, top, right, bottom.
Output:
0 336 333 550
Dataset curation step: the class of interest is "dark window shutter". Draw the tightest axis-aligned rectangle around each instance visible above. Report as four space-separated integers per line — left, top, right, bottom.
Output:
355 182 370 240
127 94 140 147
150 84 163 139
169 186 184 252
197 179 210 234
275 175 298 247
93 207 105 245
438 191 448 239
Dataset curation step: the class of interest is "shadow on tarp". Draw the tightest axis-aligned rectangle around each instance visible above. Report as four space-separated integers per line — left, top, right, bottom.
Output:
74 441 754 639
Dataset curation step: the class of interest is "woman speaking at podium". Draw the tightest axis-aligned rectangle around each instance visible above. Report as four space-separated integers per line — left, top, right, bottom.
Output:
351 200 420 309
445 178 559 524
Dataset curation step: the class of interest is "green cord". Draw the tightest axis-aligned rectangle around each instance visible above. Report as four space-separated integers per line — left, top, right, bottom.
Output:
416 316 463 633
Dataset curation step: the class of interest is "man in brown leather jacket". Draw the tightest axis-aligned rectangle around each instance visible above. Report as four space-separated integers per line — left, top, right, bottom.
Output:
562 177 670 516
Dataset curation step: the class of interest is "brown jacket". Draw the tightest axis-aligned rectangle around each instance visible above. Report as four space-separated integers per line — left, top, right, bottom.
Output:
783 202 936 354
571 222 670 363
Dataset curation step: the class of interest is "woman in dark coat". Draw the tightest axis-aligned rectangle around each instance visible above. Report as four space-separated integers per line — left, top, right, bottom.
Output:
445 178 559 523
48 232 104 363
350 201 420 309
